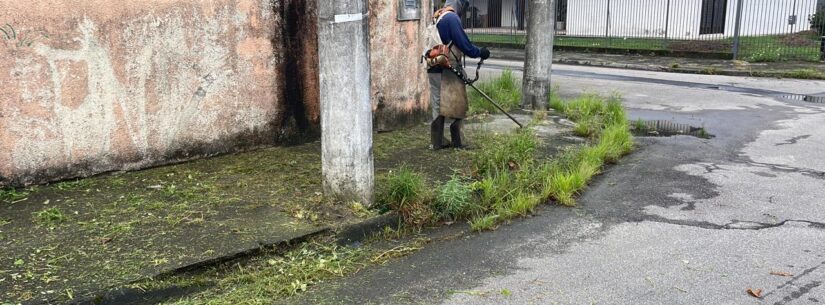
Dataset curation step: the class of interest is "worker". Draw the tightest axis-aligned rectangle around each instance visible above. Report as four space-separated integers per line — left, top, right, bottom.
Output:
426 0 490 150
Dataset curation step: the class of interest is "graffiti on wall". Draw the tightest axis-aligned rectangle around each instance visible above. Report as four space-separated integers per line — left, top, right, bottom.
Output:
1 4 278 184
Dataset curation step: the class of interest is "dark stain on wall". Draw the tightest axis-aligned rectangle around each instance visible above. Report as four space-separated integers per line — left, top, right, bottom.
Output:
275 0 321 145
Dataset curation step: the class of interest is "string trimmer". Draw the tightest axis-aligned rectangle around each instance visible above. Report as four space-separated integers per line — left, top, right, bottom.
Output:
448 54 524 128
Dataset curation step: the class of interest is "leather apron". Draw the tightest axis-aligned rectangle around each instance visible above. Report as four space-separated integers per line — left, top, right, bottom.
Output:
439 46 469 119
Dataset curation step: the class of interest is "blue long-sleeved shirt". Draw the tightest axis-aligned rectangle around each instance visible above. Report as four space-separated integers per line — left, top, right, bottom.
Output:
428 12 482 74
437 12 482 58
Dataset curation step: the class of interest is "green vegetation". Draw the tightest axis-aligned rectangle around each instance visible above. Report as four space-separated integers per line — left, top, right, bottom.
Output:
469 214 500 231
471 128 538 176
0 188 30 203
633 118 648 132
380 79 634 230
812 6 825 36
163 242 368 305
33 207 66 227
54 179 93 191
469 32 824 62
782 68 825 79
468 34 669 51
434 176 476 219
468 69 522 114
377 167 435 227
739 32 822 62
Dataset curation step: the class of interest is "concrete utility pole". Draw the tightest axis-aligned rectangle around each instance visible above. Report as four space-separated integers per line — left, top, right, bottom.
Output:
521 0 556 110
317 0 374 204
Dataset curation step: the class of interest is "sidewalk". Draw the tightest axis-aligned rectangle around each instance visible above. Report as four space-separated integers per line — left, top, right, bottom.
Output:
0 124 456 304
0 113 574 304
491 47 825 80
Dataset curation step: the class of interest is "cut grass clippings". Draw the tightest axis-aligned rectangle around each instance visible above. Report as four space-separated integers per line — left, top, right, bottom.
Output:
154 235 431 305
159 242 367 305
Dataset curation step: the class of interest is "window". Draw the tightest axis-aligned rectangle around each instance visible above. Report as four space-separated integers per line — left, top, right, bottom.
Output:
700 0 728 34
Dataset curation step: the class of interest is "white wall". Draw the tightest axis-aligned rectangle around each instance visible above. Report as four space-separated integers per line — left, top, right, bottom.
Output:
498 0 820 39
566 0 703 39
566 0 609 37
730 0 818 37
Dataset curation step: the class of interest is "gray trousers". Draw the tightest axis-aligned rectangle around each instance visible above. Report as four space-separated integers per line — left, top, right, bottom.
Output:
428 72 465 147
428 72 458 124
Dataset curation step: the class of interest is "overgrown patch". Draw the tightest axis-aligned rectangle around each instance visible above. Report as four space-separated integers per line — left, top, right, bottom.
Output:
380 89 635 230
33 207 66 227
434 176 477 219
468 70 522 115
782 68 825 80
377 167 435 227
0 188 31 203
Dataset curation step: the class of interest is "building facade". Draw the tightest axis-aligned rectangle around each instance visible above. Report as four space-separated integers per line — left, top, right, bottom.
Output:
467 0 820 39
1 0 432 187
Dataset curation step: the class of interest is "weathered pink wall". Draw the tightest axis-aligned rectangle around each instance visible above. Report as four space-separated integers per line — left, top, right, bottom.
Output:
370 0 432 131
0 0 430 187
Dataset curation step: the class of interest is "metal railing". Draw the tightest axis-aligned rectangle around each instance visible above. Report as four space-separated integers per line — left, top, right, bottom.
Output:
463 0 825 62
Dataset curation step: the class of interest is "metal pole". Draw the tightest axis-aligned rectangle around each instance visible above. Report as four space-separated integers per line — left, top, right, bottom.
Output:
605 0 611 38
317 0 374 204
521 0 556 110
732 0 745 60
821 36 825 61
664 0 671 40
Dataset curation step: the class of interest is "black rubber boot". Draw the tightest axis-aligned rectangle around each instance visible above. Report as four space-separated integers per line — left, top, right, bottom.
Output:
431 116 447 150
450 119 468 149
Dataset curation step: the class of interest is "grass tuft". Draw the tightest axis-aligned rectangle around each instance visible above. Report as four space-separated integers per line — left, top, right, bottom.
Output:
0 188 30 203
434 176 477 219
597 124 635 163
469 69 522 115
469 214 500 231
783 68 825 80
34 207 66 227
471 128 538 176
377 167 434 226
549 86 564 112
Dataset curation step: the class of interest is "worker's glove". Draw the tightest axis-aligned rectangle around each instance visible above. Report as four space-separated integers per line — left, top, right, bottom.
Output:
480 47 491 60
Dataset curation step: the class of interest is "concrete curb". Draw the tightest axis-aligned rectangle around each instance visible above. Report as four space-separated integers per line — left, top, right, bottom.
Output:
492 48 824 80
336 212 403 245
65 213 402 305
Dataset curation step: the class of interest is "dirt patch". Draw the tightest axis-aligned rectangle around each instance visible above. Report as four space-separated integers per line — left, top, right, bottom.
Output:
669 40 732 53
778 31 819 47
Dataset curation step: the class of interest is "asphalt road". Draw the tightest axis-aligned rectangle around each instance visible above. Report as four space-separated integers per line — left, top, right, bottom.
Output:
288 62 825 305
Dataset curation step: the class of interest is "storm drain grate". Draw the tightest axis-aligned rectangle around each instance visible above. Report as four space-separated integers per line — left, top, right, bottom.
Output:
779 94 825 103
632 120 713 139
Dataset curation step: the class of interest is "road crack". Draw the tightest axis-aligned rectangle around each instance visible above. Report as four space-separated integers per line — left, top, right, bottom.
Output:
743 161 825 180
775 135 811 146
643 216 825 231
762 260 825 304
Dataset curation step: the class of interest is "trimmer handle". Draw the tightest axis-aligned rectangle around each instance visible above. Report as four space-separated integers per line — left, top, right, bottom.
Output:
469 59 484 85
